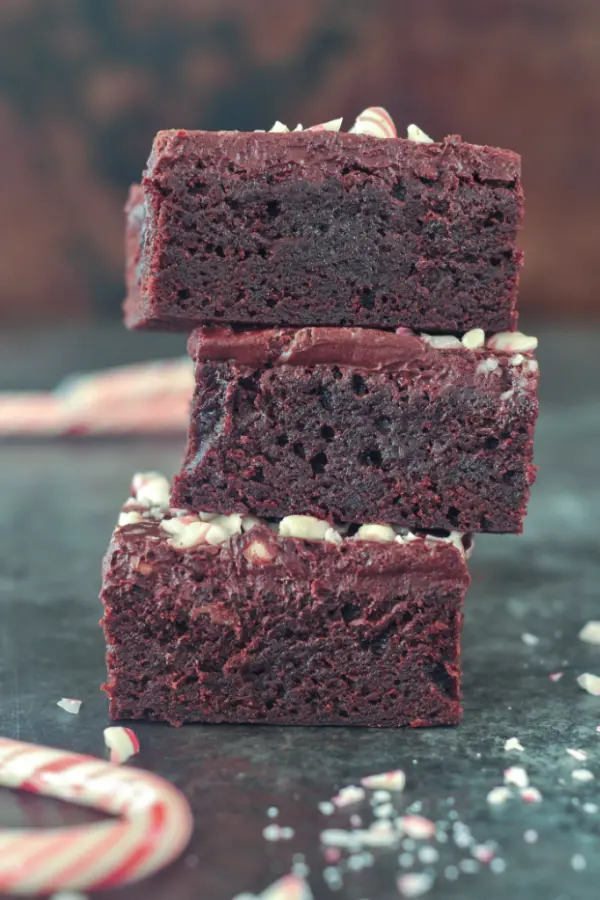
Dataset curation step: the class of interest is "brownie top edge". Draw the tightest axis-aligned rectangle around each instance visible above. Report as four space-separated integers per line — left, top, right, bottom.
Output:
145 129 520 184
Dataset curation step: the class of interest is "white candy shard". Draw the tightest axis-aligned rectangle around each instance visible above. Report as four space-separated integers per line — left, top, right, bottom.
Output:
397 872 434 897
57 698 82 715
504 766 529 788
461 328 485 350
244 540 275 564
521 632 539 646
132 472 170 508
324 526 343 545
103 726 140 764
162 519 210 550
209 514 243 537
577 673 600 695
360 769 406 791
509 353 525 367
118 511 143 527
572 769 595 782
350 106 397 139
306 117 343 132
579 621 600 645
406 124 434 144
486 331 538 354
279 515 331 542
242 515 261 532
269 121 289 133
400 815 436 840
205 524 229 546
504 737 525 752
487 786 512 805
331 785 365 807
476 357 499 375
420 334 462 349
567 748 588 762
355 524 395 543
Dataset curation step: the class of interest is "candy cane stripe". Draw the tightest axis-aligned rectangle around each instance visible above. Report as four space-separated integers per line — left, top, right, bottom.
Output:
0 738 193 895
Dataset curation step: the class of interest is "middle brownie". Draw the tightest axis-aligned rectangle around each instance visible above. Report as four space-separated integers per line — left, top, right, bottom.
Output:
172 326 539 533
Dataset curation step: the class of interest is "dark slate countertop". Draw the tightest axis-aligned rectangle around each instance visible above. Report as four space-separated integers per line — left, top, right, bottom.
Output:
0 325 599 900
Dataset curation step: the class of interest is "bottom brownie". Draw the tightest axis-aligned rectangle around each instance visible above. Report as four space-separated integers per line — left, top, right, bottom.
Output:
101 473 470 727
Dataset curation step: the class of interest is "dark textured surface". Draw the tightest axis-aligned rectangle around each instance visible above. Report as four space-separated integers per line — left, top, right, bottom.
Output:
128 130 521 332
1 326 599 900
102 513 466 727
173 329 538 532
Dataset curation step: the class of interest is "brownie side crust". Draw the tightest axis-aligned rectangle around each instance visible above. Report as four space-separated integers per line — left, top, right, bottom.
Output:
171 327 539 533
125 130 522 332
101 478 469 727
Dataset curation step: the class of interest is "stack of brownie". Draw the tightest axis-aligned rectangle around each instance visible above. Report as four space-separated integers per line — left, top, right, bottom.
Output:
101 107 538 727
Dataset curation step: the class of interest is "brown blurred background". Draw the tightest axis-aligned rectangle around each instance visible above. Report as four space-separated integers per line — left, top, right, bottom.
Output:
0 0 598 324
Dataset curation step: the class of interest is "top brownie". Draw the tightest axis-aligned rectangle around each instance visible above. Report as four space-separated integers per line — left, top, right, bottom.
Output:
124 126 523 333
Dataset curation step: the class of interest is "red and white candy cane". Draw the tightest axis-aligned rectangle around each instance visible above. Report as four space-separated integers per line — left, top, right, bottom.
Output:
0 737 193 896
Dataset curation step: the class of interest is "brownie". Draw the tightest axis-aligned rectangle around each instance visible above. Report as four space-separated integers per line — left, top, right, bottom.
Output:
124 129 522 332
171 326 539 533
101 474 470 727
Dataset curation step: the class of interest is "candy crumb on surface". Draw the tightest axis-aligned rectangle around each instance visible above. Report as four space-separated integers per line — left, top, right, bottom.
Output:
487 786 512 805
521 632 539 646
571 769 595 782
396 872 434 897
577 673 600 695
56 698 82 715
504 737 524 752
504 766 529 788
579 621 600 644
331 785 366 807
549 672 564 681
103 726 140 764
520 787 543 803
361 770 406 791
567 749 588 762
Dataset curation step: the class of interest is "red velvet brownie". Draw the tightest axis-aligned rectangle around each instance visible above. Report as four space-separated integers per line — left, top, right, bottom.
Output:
124 126 522 332
171 326 539 533
101 473 470 727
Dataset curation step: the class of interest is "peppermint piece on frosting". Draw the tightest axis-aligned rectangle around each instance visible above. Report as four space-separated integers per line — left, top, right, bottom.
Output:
407 124 434 143
350 107 397 139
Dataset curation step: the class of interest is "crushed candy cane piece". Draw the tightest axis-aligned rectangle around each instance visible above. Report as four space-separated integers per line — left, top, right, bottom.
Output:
567 748 588 762
571 853 587 872
571 768 594 782
579 621 600 644
504 766 529 788
57 698 82 715
254 873 313 900
487 331 538 354
520 787 542 803
549 672 564 682
521 632 539 647
103 726 140 764
472 844 495 863
397 872 434 897
263 824 295 841
461 328 485 350
269 121 289 133
350 106 397 139
487 786 512 805
400 816 436 840
318 801 335 815
504 737 524 752
523 829 538 843
305 118 343 132
331 785 365 807
361 769 406 791
577 673 600 695
583 802 598 813
406 124 433 144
